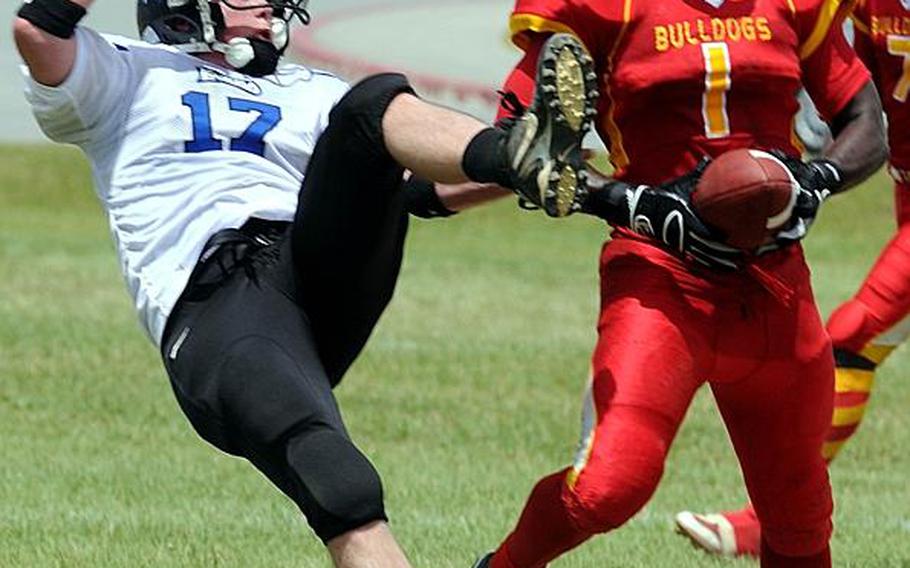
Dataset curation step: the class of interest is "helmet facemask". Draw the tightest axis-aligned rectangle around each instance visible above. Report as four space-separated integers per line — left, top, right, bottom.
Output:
211 0 311 50
222 0 311 27
139 0 311 76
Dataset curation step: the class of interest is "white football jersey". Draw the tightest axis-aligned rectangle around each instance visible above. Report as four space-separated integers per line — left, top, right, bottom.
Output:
22 27 350 346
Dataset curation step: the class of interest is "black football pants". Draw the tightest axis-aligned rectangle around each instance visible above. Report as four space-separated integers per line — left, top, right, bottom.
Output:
160 74 414 542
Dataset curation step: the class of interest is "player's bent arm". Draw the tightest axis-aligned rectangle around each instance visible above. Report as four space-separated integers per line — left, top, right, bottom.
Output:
824 81 889 193
13 0 94 87
768 83 888 246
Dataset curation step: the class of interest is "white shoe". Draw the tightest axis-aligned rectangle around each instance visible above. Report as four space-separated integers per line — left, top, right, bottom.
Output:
674 511 740 557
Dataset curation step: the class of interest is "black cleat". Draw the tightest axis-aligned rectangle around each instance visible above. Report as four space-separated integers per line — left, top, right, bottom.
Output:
505 33 599 217
471 553 493 568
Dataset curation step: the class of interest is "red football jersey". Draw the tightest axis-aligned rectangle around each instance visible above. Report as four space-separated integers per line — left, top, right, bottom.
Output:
509 0 871 184
853 0 910 171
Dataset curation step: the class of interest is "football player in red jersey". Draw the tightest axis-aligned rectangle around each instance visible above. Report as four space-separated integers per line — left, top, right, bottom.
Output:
471 1 888 567
676 0 910 558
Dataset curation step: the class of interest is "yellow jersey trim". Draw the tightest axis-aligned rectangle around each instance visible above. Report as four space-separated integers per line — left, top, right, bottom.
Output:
790 110 807 155
851 13 871 36
509 14 578 50
603 0 634 172
800 0 857 60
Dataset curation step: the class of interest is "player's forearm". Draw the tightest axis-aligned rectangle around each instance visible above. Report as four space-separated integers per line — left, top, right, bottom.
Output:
402 176 509 218
436 182 511 211
13 0 94 87
823 82 889 193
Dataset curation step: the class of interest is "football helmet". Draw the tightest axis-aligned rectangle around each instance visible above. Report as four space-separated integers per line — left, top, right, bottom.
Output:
137 0 310 74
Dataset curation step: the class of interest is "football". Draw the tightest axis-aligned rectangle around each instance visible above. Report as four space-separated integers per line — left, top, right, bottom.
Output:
692 149 799 251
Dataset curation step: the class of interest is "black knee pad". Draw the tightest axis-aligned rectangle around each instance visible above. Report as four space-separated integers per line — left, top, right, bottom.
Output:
327 73 415 162
286 427 387 543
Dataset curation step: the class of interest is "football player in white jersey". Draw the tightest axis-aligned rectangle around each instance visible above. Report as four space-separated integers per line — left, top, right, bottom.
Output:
11 1 620 566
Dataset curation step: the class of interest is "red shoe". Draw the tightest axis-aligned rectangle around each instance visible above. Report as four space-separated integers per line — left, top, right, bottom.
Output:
674 507 761 557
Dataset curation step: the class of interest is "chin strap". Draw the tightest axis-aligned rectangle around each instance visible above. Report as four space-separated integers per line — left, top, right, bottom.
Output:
210 22 288 71
216 37 282 76
198 0 289 75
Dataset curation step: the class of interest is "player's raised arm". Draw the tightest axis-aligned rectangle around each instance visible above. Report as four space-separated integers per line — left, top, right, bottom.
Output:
13 0 94 86
767 82 886 246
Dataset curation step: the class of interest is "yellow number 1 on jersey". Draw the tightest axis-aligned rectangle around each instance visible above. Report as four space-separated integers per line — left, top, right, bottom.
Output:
702 42 732 138
888 35 910 103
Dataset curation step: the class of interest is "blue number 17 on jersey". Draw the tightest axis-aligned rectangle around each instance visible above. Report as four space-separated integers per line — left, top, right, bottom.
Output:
182 91 282 156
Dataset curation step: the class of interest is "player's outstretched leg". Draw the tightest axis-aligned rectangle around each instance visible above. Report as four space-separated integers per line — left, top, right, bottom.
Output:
379 34 596 218
505 33 599 217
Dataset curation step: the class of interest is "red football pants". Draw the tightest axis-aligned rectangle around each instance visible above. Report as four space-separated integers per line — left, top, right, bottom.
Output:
493 238 833 567
826 181 910 352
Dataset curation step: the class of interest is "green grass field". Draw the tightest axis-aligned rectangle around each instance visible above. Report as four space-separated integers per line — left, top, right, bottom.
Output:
1 145 908 567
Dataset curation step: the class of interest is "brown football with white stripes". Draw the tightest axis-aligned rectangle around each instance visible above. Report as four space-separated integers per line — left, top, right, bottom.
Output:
693 149 799 251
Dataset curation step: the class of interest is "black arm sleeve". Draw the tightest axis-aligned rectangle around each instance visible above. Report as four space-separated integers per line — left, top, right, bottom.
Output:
401 176 456 218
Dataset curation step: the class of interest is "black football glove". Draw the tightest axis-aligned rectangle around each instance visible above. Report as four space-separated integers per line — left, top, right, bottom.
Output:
766 151 842 246
583 160 742 270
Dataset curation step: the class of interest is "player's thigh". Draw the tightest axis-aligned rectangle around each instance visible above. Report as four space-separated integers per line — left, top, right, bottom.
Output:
290 203 408 385
711 352 834 554
291 73 414 265
593 244 713 416
567 251 710 527
163 272 390 541
711 354 834 488
711 287 834 508
163 270 345 454
290 76 419 383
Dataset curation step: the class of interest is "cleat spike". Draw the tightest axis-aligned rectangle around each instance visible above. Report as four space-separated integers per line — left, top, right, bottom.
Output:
502 33 598 218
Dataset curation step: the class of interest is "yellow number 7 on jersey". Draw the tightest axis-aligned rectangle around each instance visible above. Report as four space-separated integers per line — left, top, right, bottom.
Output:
702 42 732 138
888 35 910 103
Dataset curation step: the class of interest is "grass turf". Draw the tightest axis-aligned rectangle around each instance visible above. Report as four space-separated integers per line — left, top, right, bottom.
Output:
0 145 907 567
